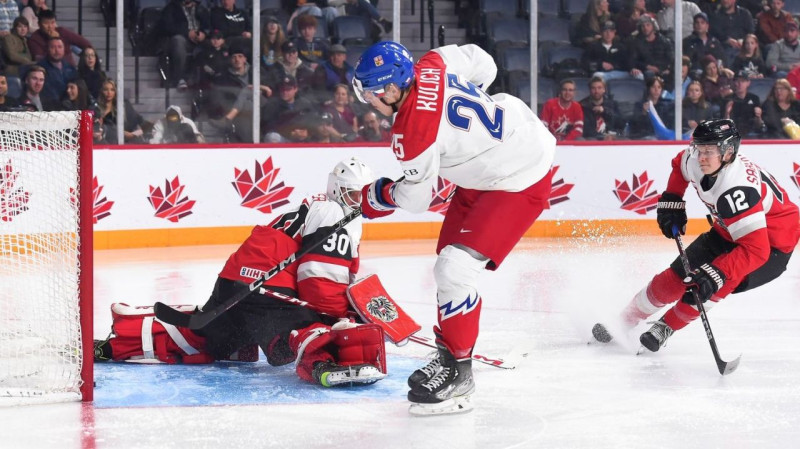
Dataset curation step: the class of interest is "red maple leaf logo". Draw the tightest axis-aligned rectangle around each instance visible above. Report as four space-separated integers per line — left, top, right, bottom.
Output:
548 165 574 207
428 176 456 216
0 159 31 222
232 157 293 213
92 176 114 223
613 171 659 215
148 176 195 222
792 162 799 193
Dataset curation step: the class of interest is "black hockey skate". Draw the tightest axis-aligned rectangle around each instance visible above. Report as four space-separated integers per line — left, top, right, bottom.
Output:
408 345 475 416
312 361 386 387
93 337 113 362
591 323 614 343
639 318 674 352
407 352 442 388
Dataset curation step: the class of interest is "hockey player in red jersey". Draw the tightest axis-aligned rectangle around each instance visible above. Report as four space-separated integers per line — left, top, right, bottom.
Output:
94 157 388 387
593 119 800 351
352 41 556 415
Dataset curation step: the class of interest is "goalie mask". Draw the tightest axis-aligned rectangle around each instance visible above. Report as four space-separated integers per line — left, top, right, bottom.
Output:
327 157 375 212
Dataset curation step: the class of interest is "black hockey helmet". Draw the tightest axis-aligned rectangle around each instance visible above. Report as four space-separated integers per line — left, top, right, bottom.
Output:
690 119 741 159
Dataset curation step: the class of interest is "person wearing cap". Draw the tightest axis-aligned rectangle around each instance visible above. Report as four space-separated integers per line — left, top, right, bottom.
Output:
312 43 354 93
582 20 631 82
276 40 315 91
766 19 800 77
262 74 315 143
157 0 211 91
723 70 766 136
757 0 795 45
194 29 229 87
628 14 674 81
683 12 728 76
573 0 611 47
709 0 755 61
656 0 701 41
292 14 329 70
150 105 205 144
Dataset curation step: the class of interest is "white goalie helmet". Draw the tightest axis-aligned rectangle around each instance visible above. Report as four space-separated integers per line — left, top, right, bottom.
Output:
327 157 375 212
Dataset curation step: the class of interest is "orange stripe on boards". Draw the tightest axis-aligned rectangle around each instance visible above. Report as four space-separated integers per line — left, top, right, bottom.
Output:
93 219 710 249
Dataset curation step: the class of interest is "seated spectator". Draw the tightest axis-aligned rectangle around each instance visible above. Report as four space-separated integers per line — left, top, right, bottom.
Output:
39 37 77 103
285 0 338 34
210 0 251 55
786 64 800 99
730 33 768 78
628 15 673 81
682 80 718 134
761 77 800 138
0 73 20 111
1 17 34 77
700 54 734 106
60 79 92 111
18 65 61 111
312 111 343 143
281 114 315 143
541 79 584 141
150 105 205 144
21 0 48 34
709 0 755 61
614 0 650 39
0 0 19 38
95 79 146 144
766 19 800 78
194 30 229 88
580 76 624 139
292 14 329 71
574 0 612 48
28 10 92 67
77 47 107 99
312 44 354 93
724 71 766 136
260 15 286 69
582 20 631 82
756 0 794 46
342 0 393 40
683 12 727 76
157 0 210 91
321 83 358 141
262 74 315 142
656 0 701 41
629 75 674 138
356 110 391 142
664 55 694 99
277 40 314 92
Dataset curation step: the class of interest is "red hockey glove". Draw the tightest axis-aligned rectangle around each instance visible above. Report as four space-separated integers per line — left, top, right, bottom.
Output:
683 263 725 304
361 177 397 219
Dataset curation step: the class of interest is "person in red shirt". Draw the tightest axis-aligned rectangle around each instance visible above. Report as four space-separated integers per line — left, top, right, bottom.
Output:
541 79 585 140
593 119 800 352
94 157 388 387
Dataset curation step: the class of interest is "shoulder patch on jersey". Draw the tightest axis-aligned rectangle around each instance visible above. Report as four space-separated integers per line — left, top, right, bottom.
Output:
716 186 761 219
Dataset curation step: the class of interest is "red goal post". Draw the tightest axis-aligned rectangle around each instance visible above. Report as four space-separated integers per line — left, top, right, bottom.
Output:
0 110 93 404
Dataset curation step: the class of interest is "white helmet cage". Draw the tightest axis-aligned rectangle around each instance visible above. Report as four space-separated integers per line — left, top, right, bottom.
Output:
327 157 376 211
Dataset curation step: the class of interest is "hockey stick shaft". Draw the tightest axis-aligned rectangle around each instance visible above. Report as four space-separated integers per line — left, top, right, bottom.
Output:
673 227 741 375
154 206 363 330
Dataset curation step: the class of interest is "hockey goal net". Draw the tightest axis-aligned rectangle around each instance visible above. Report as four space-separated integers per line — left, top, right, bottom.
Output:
0 111 93 404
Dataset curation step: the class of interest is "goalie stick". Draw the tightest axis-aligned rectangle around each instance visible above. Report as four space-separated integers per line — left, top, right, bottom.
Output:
674 227 741 375
153 206 363 330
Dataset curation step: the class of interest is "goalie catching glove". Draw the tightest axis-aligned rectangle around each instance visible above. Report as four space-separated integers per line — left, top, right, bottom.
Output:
361 177 397 219
656 192 687 239
683 263 725 304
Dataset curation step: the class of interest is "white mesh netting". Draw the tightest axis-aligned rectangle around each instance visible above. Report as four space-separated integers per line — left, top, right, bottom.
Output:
0 111 85 404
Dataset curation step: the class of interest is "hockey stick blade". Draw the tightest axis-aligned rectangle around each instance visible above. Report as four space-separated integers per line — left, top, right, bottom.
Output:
153 301 191 327
408 335 522 369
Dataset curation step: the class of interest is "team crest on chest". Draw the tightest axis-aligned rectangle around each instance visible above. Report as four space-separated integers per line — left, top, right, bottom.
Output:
366 296 398 322
374 55 384 66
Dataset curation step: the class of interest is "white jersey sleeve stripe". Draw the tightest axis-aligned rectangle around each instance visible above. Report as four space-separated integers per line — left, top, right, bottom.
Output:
728 212 767 241
297 261 351 284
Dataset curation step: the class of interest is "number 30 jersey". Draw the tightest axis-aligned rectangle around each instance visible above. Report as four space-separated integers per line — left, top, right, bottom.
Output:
219 196 362 318
666 150 800 281
387 44 556 213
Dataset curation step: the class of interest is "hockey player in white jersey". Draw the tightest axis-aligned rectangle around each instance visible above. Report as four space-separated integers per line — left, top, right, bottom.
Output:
351 41 556 415
593 119 799 352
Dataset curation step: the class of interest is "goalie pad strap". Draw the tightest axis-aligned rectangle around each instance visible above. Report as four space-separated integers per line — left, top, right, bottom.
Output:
156 318 201 355
142 317 155 360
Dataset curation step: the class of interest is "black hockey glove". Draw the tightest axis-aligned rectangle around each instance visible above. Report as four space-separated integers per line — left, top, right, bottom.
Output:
683 263 725 304
656 192 687 239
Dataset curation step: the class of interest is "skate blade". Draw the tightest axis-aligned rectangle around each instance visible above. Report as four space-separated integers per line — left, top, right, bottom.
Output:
408 396 473 417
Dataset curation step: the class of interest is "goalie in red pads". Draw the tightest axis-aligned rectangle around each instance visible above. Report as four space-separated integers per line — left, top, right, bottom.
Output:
94 157 387 387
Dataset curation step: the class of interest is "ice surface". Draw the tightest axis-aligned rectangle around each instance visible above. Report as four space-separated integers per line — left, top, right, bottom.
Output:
2 236 799 448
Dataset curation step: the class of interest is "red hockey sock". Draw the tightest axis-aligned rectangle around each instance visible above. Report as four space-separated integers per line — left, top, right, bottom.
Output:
621 268 684 325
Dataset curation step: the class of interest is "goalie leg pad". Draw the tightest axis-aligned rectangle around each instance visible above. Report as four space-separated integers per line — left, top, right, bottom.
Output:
290 323 335 383
346 274 421 345
434 245 487 359
330 322 387 374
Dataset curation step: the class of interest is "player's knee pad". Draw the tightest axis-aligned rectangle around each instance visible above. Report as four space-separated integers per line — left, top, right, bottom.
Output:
434 245 487 318
330 321 387 374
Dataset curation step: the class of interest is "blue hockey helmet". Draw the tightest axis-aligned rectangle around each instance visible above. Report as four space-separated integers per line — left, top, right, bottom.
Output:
352 41 414 103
